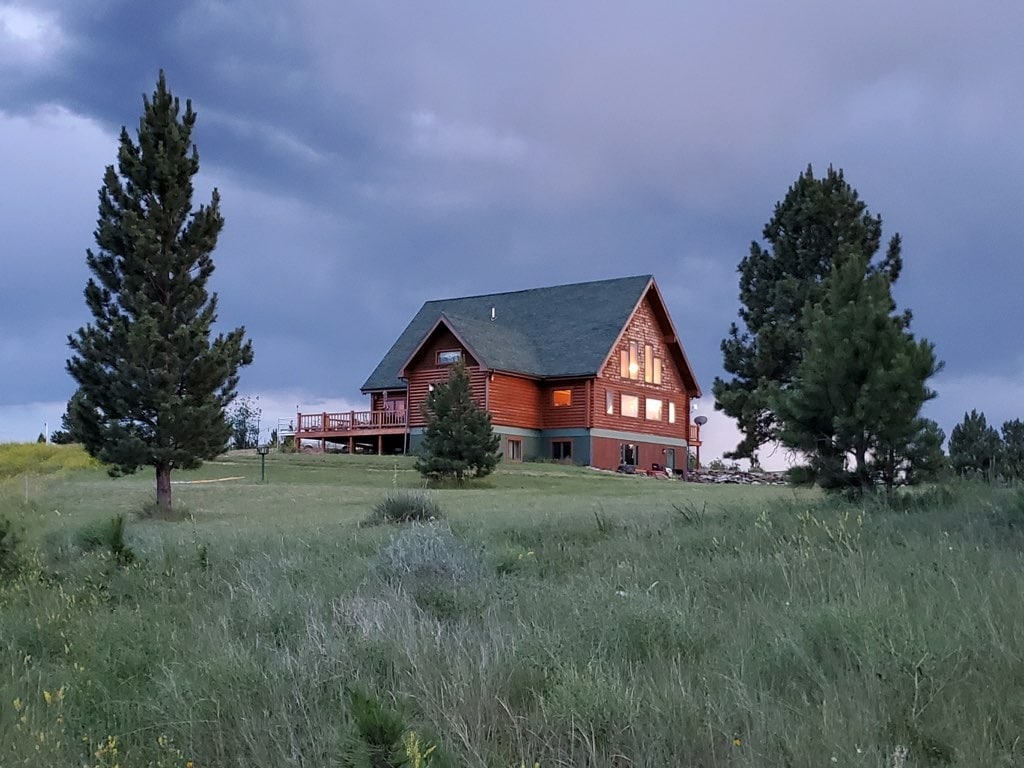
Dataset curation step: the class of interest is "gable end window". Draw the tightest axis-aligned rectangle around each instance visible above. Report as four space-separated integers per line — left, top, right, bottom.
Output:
437 349 462 365
552 389 572 407
620 342 639 380
653 357 662 385
646 398 663 421
644 345 654 383
621 394 639 418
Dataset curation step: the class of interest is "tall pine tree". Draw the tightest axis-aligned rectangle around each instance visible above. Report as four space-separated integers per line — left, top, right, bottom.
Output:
713 165 903 460
67 72 253 510
415 361 501 483
774 254 940 493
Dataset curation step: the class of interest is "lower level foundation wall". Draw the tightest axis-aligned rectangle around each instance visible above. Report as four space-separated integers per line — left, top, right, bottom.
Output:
590 435 681 472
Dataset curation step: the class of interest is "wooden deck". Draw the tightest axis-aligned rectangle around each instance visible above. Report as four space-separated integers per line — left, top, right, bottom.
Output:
297 410 407 437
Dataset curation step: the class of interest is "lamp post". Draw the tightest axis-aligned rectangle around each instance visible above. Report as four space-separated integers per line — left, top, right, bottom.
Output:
256 444 270 482
693 415 708 471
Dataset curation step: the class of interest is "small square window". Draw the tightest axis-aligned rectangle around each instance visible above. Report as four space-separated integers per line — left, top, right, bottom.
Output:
553 388 572 407
621 394 639 418
437 350 462 365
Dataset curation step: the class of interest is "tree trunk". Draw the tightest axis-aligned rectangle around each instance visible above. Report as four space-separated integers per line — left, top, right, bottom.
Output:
156 463 172 510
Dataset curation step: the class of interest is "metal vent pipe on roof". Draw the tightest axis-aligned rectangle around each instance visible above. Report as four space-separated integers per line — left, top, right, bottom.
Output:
490 306 496 320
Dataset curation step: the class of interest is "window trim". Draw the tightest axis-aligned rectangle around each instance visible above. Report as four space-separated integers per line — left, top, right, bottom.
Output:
436 349 462 365
621 393 639 418
552 388 572 407
552 439 573 461
507 438 523 462
646 397 663 421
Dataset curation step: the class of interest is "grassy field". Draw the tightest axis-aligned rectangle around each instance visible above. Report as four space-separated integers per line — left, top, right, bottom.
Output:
1 446 1023 767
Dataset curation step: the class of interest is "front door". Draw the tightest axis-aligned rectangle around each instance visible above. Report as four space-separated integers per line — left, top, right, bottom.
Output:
665 448 675 473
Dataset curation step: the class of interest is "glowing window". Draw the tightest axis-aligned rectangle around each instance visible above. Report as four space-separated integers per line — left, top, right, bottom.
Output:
621 394 639 418
552 389 572 407
646 398 663 421
628 342 639 380
668 401 676 424
653 357 663 385
620 350 629 378
606 390 614 415
644 344 654 383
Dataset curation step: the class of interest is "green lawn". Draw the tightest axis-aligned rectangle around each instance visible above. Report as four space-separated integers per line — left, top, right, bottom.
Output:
2 448 1023 767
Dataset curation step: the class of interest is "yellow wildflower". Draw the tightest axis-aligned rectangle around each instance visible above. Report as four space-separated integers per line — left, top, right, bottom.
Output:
43 690 52 705
732 737 742 747
13 697 22 712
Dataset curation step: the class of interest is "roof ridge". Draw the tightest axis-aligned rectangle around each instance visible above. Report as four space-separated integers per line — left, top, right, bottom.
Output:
421 274 651 306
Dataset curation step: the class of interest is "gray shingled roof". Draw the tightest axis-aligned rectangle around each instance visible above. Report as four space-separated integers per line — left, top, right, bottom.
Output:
361 275 653 392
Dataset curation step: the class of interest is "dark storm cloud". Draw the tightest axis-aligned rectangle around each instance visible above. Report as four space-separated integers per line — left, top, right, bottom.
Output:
2 0 1023 453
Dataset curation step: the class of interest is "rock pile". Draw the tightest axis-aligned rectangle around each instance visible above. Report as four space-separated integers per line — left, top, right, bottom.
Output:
683 468 787 485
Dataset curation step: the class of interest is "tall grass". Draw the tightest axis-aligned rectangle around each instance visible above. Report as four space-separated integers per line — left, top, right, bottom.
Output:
0 442 97 481
1 453 1022 766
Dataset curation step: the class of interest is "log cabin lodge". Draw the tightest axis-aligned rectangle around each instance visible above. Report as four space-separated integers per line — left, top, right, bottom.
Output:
292 275 703 474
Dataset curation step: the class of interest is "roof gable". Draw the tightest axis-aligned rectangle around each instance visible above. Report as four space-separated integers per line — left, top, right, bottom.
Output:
362 275 699 392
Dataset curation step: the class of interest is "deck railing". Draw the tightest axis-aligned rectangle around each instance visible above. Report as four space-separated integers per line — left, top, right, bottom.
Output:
688 425 702 445
297 410 407 433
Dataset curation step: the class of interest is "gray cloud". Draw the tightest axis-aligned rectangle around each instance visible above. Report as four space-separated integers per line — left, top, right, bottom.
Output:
2 0 1022 453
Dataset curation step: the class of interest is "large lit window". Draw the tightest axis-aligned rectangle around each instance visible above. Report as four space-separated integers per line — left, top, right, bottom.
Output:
668 401 676 424
620 349 629 378
646 398 663 421
621 394 639 418
644 344 654 383
606 390 614 415
552 389 572 407
437 350 462 365
653 357 662 385
628 342 639 379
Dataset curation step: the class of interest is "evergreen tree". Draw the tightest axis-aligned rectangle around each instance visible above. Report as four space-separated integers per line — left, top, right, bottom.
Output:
774 254 940 493
415 361 501 482
50 389 87 444
948 410 1002 480
713 165 903 460
1002 419 1024 480
67 72 253 510
226 395 262 449
874 417 948 491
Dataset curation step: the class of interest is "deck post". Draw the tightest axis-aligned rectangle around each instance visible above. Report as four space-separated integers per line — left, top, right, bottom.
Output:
349 435 354 454
377 434 382 455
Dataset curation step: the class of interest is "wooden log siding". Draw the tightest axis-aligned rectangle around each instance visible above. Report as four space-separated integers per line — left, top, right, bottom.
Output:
488 373 544 429
540 381 590 429
592 292 692 440
403 325 488 429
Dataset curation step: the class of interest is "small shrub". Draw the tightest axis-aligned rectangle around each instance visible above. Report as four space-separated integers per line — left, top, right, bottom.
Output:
377 523 479 587
75 514 136 565
366 491 443 526
0 516 24 579
346 687 408 768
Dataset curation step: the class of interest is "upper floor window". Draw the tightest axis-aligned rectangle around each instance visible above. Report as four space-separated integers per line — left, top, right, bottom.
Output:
653 357 663 385
437 350 462 365
621 394 639 418
644 345 654 383
606 390 614 415
646 398 663 421
668 401 676 424
552 389 572 407
620 341 639 380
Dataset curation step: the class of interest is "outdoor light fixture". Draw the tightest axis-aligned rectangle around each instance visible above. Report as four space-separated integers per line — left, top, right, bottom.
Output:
694 415 708 426
256 444 270 482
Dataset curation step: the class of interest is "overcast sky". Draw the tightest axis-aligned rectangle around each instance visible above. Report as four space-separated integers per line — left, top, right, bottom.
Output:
2 1 1022 464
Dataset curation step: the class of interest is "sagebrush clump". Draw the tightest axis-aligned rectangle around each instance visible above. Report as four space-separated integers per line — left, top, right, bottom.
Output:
366 491 443 526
